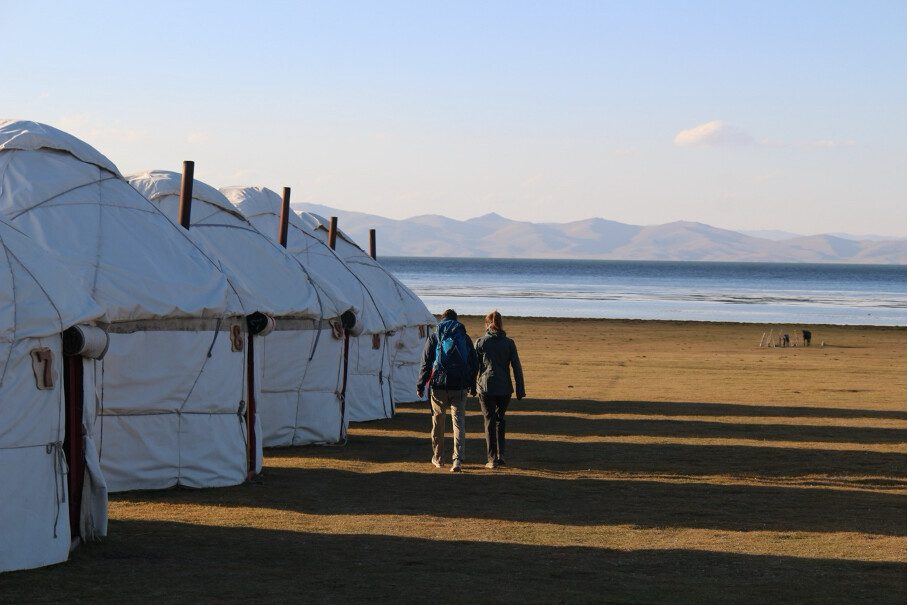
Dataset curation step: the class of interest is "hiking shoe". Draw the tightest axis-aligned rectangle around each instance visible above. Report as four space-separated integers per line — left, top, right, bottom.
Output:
485 461 498 469
450 463 462 473
431 459 442 468
496 459 506 467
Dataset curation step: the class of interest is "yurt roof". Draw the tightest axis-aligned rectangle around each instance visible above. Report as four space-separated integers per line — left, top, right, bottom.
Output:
129 171 329 319
0 217 102 343
223 186 385 333
129 170 247 223
0 119 119 175
0 120 239 322
297 211 436 328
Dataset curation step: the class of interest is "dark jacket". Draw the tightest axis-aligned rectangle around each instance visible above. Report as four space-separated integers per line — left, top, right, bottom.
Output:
475 329 525 398
417 320 478 392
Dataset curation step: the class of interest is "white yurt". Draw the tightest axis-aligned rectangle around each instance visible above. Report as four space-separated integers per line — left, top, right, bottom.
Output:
224 187 396 425
297 212 436 418
0 217 106 572
0 120 256 492
130 173 353 448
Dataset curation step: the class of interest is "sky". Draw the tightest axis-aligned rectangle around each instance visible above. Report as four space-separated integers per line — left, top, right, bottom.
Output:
1 0 905 236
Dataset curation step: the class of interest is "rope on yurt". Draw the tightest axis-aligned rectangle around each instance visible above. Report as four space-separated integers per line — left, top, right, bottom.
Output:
1 240 71 387
46 441 68 538
379 336 392 419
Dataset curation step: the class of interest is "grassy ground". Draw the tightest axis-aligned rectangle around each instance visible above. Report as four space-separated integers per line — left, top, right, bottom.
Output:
1 318 905 603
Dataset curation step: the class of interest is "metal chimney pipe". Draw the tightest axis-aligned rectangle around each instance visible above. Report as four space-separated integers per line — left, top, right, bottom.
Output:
178 160 195 229
368 229 376 259
278 187 291 248
328 216 338 250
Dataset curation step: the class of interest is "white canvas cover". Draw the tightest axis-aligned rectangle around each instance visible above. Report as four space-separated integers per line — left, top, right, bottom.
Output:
298 212 436 413
0 120 255 492
128 171 335 319
223 186 370 438
388 324 434 406
224 187 397 424
223 187 385 332
0 218 105 573
131 173 352 447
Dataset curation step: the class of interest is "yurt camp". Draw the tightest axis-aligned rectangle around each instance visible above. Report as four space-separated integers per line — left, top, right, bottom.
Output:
0 217 105 572
297 211 436 419
223 186 387 442
129 173 354 448
0 120 258 492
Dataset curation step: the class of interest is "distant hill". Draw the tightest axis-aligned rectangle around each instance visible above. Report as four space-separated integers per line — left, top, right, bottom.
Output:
739 229 804 241
741 229 902 243
293 203 907 264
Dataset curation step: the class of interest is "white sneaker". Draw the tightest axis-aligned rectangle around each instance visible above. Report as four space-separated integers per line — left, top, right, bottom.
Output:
431 459 442 468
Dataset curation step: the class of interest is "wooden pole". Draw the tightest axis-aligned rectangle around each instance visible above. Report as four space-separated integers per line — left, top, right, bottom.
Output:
278 187 291 248
328 216 338 250
368 228 376 259
178 160 194 229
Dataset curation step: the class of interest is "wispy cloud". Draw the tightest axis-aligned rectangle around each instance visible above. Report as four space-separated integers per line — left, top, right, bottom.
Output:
801 138 857 149
676 121 859 151
611 146 639 157
57 113 149 143
756 137 860 150
222 168 264 186
673 120 753 147
185 130 211 145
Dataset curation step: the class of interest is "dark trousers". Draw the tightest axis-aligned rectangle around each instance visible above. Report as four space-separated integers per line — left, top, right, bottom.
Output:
479 393 511 463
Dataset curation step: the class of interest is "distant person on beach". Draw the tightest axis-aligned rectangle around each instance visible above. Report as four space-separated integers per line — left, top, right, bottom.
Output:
802 330 812 346
417 309 478 473
474 310 525 469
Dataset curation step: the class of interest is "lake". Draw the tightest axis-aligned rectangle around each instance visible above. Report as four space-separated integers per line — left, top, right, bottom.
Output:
381 257 907 326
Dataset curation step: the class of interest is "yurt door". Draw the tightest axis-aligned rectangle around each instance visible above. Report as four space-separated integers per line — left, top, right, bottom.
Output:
62 354 84 539
246 333 257 480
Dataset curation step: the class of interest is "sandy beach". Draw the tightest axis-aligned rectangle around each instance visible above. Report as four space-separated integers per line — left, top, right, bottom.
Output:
2 317 904 602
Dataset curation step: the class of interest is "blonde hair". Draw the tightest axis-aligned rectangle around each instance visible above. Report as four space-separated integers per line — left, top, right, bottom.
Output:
485 310 503 332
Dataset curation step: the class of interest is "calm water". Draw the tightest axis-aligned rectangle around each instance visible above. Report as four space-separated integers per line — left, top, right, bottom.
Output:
382 257 907 326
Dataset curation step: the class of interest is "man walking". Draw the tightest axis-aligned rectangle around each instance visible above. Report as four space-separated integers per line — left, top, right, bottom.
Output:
417 309 478 472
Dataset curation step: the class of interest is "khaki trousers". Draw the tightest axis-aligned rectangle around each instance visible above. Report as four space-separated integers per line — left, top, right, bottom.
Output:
430 388 466 465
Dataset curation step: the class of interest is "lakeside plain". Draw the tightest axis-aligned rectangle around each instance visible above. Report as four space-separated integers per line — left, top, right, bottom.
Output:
1 317 905 602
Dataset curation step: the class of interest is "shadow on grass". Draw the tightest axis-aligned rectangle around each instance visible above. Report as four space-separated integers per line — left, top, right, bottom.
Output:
116 460 907 536
420 398 907 420
300 432 906 486
2 520 904 603
376 410 907 444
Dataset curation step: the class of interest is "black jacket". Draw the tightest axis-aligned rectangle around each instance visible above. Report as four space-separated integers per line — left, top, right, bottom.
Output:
417 320 478 391
474 329 525 398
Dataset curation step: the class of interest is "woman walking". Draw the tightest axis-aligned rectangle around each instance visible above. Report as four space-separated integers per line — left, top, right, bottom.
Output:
474 310 525 469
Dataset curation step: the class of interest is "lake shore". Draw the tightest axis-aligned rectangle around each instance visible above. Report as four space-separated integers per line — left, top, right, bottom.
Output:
456 315 907 408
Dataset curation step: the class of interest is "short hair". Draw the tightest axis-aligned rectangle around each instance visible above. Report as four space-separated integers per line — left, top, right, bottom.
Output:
442 309 458 320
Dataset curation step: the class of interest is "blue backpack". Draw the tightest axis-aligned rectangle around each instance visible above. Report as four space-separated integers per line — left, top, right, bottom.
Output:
432 319 472 387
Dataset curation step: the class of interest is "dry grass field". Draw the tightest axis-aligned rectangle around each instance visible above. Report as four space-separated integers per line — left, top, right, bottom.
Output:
1 317 905 603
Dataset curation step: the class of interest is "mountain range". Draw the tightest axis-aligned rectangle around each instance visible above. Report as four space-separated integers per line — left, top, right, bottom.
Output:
293 203 906 264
